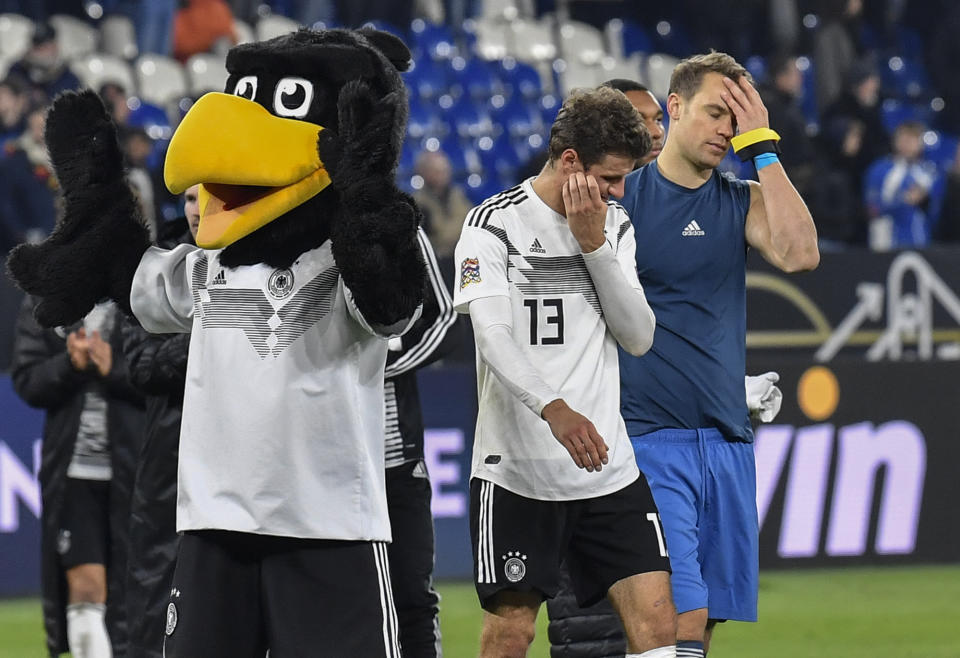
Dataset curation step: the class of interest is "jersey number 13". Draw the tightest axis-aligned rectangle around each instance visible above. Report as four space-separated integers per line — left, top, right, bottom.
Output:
523 298 564 345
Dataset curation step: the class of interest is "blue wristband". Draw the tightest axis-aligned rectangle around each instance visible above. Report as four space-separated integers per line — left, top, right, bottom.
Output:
754 153 779 171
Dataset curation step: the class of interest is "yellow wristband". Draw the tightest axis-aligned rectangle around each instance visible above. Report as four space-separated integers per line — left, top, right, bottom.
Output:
731 127 781 153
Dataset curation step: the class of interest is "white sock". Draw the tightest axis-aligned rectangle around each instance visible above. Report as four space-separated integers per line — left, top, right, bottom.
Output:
66 602 113 658
628 647 678 658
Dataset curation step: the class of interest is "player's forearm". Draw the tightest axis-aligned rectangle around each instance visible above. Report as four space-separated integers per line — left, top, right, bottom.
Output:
757 164 820 272
469 297 558 416
581 243 655 356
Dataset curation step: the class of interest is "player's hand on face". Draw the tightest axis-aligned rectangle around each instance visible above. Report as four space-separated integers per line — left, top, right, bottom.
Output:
541 399 609 472
66 328 90 371
720 76 769 135
87 330 113 377
563 173 607 253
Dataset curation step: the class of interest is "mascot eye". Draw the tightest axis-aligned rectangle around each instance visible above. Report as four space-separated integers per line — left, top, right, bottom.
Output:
274 77 313 118
234 76 258 100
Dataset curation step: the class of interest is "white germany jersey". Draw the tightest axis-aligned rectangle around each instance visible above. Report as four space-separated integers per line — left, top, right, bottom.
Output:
453 178 641 501
131 241 413 541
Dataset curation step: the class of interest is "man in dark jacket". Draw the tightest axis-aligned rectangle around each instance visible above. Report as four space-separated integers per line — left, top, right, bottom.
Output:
121 186 198 658
11 295 145 658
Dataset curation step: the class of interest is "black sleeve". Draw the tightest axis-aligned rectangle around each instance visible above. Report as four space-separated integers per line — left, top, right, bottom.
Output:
10 296 90 409
385 228 457 378
121 317 190 396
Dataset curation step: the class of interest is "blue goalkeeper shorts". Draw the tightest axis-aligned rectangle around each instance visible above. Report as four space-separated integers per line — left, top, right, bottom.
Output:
630 428 758 622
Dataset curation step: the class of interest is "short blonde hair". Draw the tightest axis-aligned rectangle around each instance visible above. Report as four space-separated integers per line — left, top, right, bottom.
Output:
669 51 750 100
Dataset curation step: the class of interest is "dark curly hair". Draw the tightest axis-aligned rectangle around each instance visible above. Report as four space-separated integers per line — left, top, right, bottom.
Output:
547 86 650 168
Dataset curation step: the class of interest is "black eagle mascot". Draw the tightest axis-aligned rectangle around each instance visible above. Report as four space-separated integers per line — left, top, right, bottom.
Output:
9 27 426 656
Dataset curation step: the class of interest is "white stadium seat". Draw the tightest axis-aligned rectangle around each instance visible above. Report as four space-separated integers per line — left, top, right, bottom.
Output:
556 20 607 65
186 53 228 95
233 18 255 45
70 53 135 93
508 19 556 64
256 15 300 42
99 14 138 60
0 13 33 59
597 53 645 86
645 52 680 100
49 14 98 60
472 18 509 61
135 54 188 106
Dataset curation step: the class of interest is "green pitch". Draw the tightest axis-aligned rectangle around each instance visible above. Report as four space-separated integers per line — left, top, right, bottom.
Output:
2 565 958 657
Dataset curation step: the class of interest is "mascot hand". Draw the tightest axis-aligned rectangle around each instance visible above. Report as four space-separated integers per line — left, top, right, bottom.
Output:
6 90 150 327
319 80 402 188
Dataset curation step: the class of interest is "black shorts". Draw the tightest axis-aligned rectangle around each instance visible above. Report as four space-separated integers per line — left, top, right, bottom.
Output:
163 530 401 658
470 474 670 610
57 478 111 569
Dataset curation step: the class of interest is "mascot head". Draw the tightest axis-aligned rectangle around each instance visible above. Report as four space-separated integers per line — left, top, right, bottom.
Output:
164 27 411 257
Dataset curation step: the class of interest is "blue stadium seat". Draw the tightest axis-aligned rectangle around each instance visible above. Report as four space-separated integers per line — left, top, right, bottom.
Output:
438 135 479 178
496 58 543 102
474 134 522 182
650 18 694 59
619 19 653 56
449 56 502 102
493 97 544 139
444 97 495 140
405 57 449 102
923 132 959 172
407 98 447 141
464 173 510 205
538 93 561 126
881 98 934 134
409 19 457 61
745 55 767 84
881 55 930 101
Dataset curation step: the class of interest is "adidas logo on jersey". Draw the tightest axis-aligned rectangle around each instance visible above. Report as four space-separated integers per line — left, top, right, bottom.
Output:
682 220 705 237
212 270 227 285
529 238 546 253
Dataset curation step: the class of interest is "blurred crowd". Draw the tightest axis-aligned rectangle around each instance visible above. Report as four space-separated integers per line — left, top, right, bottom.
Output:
0 0 958 261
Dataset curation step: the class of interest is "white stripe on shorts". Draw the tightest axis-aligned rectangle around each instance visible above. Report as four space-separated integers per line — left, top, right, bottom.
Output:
373 542 402 657
477 480 497 584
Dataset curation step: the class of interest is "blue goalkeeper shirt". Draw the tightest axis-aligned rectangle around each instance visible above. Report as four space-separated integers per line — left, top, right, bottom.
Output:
618 160 754 442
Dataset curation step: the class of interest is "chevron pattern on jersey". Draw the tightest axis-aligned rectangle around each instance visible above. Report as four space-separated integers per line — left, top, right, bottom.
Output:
191 258 340 359
482 224 603 315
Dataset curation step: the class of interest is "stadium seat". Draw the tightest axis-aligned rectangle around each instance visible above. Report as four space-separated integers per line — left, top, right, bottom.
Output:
556 20 607 65
609 18 653 58
880 98 934 134
650 18 694 58
493 96 543 139
496 57 543 101
538 93 561 125
557 58 601 96
99 14 138 60
508 19 556 64
128 100 174 143
233 19 255 45
924 132 959 172
256 14 300 41
745 55 767 84
49 14 97 60
645 52 679 100
135 54 188 107
474 133 522 181
0 13 33 59
444 96 495 140
407 98 447 141
69 53 136 94
436 134 479 178
481 0 535 21
410 19 457 61
186 53 228 95
405 57 449 102
882 55 930 101
450 56 502 102
464 173 510 204
471 17 509 60
596 54 644 87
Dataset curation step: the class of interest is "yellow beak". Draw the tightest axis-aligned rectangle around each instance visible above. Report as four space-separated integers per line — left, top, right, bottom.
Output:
164 92 332 249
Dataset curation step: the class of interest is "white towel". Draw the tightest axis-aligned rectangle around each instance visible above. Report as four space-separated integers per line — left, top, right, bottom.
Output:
745 371 783 423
